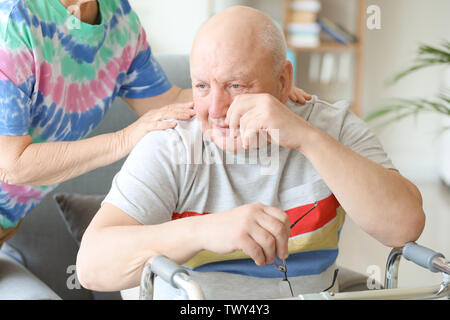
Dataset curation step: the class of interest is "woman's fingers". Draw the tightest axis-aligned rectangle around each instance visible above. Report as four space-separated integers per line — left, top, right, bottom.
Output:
124 103 195 148
143 102 196 130
289 87 312 104
152 102 196 121
158 109 195 121
152 121 178 130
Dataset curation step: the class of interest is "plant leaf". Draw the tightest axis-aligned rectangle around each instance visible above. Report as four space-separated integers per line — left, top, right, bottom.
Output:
365 96 450 130
386 41 450 85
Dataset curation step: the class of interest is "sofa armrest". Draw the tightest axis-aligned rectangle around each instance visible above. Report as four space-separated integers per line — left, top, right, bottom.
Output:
0 252 61 300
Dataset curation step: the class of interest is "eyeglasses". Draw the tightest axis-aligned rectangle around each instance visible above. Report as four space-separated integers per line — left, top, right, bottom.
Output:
274 201 318 296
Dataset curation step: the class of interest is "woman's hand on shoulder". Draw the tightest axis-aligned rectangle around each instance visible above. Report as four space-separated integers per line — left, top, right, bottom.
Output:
121 102 196 149
289 87 312 104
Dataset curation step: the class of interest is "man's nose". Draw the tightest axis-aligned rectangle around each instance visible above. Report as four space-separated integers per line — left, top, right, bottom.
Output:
209 88 231 119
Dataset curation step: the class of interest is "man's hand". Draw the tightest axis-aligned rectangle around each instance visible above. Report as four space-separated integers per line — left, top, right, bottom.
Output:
225 93 315 151
289 86 312 104
198 202 290 266
121 102 195 150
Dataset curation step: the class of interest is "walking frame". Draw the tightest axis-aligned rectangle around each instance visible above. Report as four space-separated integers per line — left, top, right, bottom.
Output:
139 242 450 300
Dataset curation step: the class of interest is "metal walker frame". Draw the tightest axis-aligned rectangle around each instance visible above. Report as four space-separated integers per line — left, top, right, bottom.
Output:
139 242 450 300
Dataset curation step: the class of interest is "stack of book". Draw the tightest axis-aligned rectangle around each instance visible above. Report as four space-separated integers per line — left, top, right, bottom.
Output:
286 0 321 48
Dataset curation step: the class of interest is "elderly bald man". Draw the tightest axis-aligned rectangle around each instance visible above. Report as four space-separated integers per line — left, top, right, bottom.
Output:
76 6 425 299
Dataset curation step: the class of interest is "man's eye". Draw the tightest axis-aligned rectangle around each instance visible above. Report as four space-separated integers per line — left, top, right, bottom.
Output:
231 84 242 89
196 84 208 89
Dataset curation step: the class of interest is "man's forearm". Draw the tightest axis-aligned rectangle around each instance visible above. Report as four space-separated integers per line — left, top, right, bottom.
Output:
7 131 131 186
77 215 203 292
299 127 425 247
77 201 291 292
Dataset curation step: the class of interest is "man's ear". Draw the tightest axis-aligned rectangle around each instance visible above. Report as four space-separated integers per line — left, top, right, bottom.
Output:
278 60 294 104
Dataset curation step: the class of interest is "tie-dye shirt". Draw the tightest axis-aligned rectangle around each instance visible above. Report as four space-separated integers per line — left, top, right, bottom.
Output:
0 0 172 228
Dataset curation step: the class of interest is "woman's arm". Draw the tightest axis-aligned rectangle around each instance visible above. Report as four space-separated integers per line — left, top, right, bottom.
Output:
122 86 193 117
0 103 195 186
0 131 129 186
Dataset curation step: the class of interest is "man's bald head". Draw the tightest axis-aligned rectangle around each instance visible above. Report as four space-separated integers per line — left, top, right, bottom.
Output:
190 6 293 153
191 6 287 75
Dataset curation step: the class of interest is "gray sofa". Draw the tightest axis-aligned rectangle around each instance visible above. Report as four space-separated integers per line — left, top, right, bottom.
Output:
2 54 370 300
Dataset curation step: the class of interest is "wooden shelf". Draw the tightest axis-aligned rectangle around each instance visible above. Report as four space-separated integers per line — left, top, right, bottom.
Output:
287 42 360 52
283 0 366 116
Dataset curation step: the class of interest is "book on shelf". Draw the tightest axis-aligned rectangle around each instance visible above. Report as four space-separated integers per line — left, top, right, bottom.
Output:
288 33 320 48
288 10 317 24
286 0 322 48
317 17 357 45
287 22 321 34
287 23 321 47
290 0 321 12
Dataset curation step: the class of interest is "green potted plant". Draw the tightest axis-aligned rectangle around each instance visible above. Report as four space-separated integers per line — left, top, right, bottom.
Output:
365 41 450 185
366 41 449 130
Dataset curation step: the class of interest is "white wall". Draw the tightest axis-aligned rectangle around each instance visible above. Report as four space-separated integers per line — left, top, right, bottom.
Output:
129 0 286 54
363 0 450 182
128 0 213 54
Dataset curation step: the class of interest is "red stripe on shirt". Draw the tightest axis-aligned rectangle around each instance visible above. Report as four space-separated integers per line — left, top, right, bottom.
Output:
172 194 340 237
287 194 340 237
172 211 210 220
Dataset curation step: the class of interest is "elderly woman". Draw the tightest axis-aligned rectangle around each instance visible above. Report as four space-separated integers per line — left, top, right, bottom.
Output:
0 0 310 248
0 0 191 244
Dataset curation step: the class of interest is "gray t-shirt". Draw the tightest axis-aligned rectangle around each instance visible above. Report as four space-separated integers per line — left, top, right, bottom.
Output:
104 96 395 299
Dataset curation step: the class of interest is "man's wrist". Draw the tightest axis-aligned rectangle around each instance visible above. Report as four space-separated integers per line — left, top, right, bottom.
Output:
189 214 209 252
294 122 323 155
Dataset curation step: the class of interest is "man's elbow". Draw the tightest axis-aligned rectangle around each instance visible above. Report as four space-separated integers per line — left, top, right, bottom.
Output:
76 237 110 292
385 207 426 248
388 179 426 247
76 250 101 291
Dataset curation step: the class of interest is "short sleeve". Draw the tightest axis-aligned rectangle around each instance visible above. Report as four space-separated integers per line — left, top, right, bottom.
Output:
0 77 32 136
305 98 395 171
0 4 34 137
339 110 396 170
118 26 172 99
0 1 35 136
102 129 183 225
